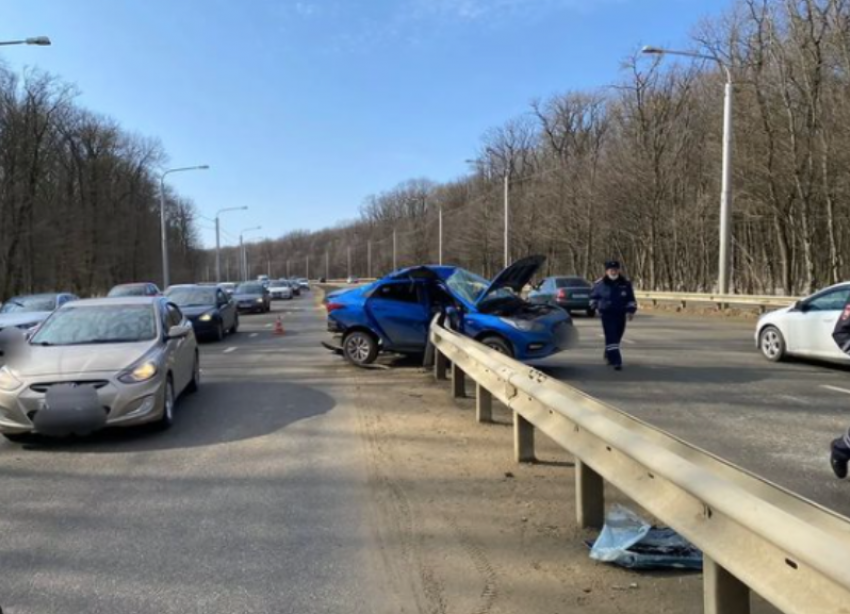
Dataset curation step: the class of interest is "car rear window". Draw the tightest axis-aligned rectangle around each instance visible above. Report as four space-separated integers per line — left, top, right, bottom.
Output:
555 278 591 288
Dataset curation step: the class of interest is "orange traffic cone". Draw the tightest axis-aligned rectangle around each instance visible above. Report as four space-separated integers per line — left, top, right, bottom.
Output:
274 316 285 336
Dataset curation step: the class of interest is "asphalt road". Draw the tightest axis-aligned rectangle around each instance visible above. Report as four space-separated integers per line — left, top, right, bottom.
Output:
0 296 412 614
536 310 850 517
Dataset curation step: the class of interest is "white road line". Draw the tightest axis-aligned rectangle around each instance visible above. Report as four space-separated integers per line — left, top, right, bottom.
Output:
264 323 272 328
223 347 237 354
250 333 259 338
623 338 637 345
822 385 850 396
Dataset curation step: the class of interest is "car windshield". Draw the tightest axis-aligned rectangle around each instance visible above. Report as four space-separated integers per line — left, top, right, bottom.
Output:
236 283 263 294
30 305 158 346
166 287 217 307
108 285 147 297
446 269 517 305
556 278 591 288
0 295 57 314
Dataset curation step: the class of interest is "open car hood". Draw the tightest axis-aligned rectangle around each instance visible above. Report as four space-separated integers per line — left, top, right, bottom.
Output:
476 255 546 306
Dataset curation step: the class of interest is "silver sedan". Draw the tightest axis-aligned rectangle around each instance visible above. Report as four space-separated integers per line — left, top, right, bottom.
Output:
0 297 199 441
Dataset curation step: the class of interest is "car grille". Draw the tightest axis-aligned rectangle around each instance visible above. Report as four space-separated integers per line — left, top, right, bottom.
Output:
29 380 109 394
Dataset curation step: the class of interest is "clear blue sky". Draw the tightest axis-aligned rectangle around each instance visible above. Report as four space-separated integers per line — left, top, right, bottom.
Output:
2 0 729 248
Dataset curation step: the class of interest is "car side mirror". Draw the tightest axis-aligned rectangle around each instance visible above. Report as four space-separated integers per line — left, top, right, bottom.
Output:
794 300 806 312
167 325 190 340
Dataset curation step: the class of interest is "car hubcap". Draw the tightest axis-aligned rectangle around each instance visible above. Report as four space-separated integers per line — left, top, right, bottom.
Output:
488 343 506 355
346 336 370 362
762 331 780 357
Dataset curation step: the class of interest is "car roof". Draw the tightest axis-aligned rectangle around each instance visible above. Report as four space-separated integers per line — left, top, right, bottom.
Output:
9 292 63 299
63 297 162 308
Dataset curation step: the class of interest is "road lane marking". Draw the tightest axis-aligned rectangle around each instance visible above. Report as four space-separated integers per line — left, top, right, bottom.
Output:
822 385 850 396
250 333 259 338
223 347 237 354
265 323 272 328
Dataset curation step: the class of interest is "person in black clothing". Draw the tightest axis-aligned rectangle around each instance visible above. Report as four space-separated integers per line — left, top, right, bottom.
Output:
830 299 850 478
589 260 637 371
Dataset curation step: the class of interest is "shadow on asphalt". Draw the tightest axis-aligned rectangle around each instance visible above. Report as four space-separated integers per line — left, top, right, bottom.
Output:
540 364 771 385
7 380 336 454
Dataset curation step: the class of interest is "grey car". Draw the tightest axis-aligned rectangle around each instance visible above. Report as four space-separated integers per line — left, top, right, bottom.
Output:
0 297 199 441
528 276 595 317
0 293 79 334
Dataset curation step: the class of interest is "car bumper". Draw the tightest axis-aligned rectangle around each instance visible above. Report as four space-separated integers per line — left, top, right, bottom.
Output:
556 299 592 310
237 302 265 313
188 318 219 335
270 293 292 300
0 372 166 436
514 322 578 360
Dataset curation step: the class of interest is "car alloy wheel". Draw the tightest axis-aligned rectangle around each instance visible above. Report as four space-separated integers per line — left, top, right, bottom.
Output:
343 331 378 366
156 378 175 431
760 326 786 362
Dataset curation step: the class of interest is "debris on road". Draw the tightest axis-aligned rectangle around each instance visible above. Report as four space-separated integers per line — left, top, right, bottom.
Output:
588 505 702 571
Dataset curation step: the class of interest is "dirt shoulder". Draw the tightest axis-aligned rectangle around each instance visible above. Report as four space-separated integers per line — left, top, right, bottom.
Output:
344 352 779 614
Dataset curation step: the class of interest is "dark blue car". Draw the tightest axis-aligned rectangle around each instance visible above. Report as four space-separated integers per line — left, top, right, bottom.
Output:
324 255 576 365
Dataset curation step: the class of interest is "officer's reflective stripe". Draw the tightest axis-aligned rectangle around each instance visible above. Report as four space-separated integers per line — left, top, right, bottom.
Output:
606 344 620 350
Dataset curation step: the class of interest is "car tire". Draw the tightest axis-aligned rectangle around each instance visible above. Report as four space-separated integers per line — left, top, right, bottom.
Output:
759 326 787 362
343 331 379 366
186 353 200 394
586 308 597 318
213 321 225 342
155 376 176 431
480 335 514 358
230 314 239 334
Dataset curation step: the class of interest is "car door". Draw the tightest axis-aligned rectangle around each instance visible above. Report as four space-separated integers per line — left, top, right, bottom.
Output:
366 281 430 350
806 287 850 359
786 287 850 358
216 289 234 329
165 303 193 391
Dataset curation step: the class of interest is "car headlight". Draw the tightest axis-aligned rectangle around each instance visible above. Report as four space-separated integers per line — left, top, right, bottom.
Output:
256 298 264 303
499 318 536 332
0 367 23 392
118 361 158 384
199 313 213 322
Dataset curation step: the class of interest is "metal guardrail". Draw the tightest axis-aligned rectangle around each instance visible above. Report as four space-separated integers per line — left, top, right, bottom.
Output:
636 291 797 311
429 321 850 614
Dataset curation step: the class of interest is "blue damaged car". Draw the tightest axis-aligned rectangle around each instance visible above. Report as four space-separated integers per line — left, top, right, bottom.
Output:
324 255 576 365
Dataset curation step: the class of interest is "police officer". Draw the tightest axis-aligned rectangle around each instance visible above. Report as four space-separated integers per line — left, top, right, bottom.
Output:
590 260 637 371
829 298 850 478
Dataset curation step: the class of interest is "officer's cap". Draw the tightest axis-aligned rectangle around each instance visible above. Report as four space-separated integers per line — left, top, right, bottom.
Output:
604 260 621 270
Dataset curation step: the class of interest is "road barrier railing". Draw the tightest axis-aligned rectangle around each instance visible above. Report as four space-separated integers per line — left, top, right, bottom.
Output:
430 320 850 614
636 290 797 311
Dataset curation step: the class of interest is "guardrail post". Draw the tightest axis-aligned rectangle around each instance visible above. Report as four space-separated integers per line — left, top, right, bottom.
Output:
575 460 604 529
704 556 751 614
476 384 492 423
434 349 448 381
452 363 466 398
514 412 535 462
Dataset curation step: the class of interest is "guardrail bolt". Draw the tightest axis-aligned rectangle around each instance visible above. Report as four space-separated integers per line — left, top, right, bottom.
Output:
476 384 493 423
452 363 467 399
575 460 604 529
704 556 751 614
513 412 535 463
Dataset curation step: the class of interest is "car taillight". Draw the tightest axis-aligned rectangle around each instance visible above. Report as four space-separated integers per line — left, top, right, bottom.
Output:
557 289 568 300
326 302 343 313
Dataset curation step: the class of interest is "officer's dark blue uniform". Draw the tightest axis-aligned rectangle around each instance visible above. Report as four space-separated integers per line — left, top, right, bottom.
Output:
590 261 637 370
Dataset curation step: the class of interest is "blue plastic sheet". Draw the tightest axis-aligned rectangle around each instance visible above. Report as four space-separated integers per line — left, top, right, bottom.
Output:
589 505 703 571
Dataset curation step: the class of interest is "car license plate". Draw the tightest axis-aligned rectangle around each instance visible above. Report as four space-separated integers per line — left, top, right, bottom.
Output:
573 293 588 299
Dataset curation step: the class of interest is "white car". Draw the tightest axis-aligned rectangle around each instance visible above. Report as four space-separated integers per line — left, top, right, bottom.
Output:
268 283 293 301
756 282 850 363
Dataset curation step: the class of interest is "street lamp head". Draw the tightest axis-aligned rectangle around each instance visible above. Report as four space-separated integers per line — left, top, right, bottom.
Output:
25 36 51 46
641 45 664 55
198 165 210 170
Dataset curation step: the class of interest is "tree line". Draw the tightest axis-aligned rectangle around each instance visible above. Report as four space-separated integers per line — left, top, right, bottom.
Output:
0 64 201 298
220 0 850 295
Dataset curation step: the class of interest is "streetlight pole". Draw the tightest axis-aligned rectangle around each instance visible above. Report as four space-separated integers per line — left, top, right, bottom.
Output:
306 255 310 280
503 171 510 268
239 226 261 281
0 36 51 47
347 246 352 278
159 165 209 288
325 251 329 281
368 241 372 278
215 206 247 283
643 46 734 294
393 230 397 270
438 205 443 266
